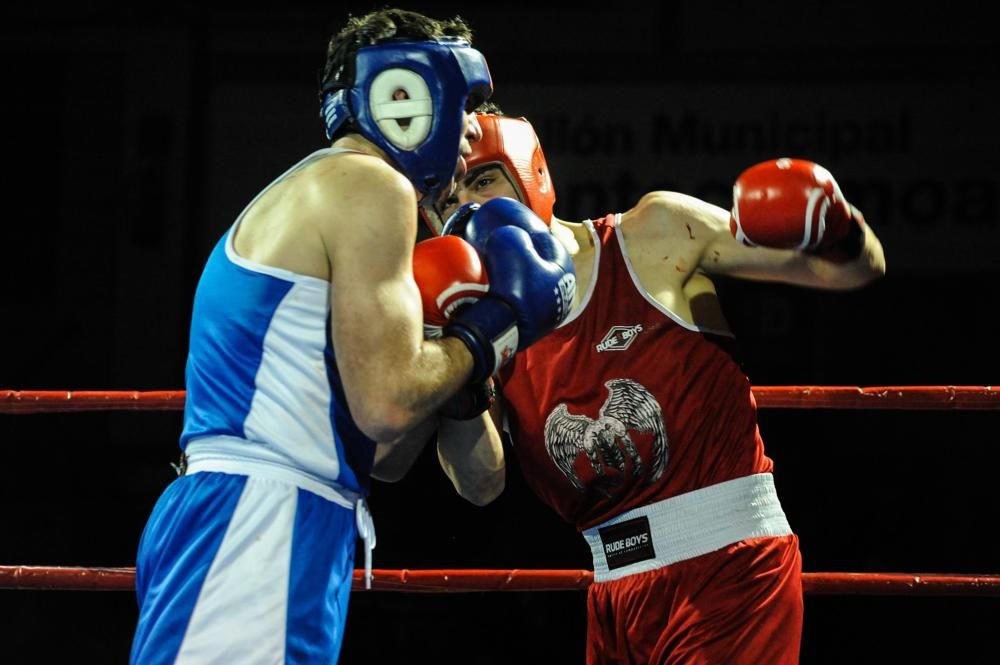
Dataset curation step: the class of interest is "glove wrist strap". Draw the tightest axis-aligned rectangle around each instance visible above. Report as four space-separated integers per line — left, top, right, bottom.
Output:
439 379 496 420
807 207 865 263
445 298 519 384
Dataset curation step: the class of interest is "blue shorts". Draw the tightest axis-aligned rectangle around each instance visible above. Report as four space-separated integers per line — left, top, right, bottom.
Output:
130 470 357 664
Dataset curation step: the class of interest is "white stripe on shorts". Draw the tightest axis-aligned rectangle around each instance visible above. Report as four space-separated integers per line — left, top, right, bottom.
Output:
175 476 295 664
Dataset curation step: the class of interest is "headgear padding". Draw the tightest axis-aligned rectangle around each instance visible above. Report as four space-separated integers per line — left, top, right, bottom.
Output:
467 115 555 225
321 39 493 206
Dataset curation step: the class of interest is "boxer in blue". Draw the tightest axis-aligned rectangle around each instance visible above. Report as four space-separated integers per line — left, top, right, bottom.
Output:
129 9 575 664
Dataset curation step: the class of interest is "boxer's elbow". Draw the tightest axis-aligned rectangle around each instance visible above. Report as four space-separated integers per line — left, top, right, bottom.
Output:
351 396 421 443
458 470 505 506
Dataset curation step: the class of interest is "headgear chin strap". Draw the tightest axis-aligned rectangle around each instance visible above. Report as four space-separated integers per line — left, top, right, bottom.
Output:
467 114 556 225
321 39 493 205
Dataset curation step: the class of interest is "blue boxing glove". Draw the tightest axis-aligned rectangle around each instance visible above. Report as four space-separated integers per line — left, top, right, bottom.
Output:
479 224 576 348
442 197 557 256
443 199 576 384
440 201 482 243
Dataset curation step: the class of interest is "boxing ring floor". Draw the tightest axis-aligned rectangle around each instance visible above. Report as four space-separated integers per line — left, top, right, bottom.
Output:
2 387 998 663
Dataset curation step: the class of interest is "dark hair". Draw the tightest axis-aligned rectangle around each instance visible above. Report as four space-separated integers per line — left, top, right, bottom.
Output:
475 100 505 115
319 8 473 100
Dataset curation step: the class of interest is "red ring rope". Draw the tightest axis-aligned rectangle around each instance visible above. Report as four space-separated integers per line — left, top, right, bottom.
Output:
3 387 998 413
2 566 999 596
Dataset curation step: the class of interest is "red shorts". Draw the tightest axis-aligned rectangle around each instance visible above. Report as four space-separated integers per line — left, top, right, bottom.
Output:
586 534 802 665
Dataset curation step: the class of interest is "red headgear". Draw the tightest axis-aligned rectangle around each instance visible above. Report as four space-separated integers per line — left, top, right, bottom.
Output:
467 114 556 224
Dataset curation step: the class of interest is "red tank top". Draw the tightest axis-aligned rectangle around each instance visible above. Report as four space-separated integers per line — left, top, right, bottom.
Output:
500 215 772 530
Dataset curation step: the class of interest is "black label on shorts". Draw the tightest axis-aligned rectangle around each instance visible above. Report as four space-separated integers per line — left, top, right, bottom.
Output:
597 516 656 570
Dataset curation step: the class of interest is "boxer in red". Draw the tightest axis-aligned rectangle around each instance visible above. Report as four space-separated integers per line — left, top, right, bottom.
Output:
429 114 886 664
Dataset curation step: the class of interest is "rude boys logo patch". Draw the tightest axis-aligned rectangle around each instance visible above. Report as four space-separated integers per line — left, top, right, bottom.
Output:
597 516 656 570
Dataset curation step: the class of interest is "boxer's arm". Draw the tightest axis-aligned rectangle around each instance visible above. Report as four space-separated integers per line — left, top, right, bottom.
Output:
372 392 506 497
372 391 505 492
721 158 886 288
318 156 473 442
437 392 506 505
630 190 885 290
709 199 885 289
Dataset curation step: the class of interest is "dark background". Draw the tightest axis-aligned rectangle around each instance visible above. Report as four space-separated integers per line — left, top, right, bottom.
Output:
2 1 999 663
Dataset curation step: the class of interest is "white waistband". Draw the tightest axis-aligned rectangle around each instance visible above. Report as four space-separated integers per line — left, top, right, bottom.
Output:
582 473 792 583
183 445 359 510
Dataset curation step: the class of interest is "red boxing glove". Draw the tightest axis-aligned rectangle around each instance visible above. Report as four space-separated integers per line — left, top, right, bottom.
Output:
412 235 489 338
730 158 863 262
413 236 496 420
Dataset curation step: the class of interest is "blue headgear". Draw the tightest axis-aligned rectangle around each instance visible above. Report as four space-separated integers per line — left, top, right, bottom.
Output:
320 39 493 205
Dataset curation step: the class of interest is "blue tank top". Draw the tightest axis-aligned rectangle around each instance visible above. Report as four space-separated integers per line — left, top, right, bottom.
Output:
180 148 373 495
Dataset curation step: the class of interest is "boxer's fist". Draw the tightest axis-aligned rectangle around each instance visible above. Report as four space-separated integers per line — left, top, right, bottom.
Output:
730 158 863 261
442 198 553 257
412 236 496 419
477 222 575 349
412 236 489 339
443 198 576 384
443 198 574 334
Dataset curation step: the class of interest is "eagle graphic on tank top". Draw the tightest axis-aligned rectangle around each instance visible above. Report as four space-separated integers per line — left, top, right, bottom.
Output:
544 378 667 498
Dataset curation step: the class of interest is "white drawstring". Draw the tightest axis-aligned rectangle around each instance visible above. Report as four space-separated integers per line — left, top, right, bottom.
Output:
355 498 376 589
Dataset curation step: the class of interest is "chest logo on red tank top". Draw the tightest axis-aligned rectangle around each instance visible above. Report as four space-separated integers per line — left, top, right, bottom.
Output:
595 324 644 352
543 379 668 497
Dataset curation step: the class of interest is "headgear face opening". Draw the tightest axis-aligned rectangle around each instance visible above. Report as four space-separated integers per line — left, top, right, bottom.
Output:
466 114 556 225
320 39 493 205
